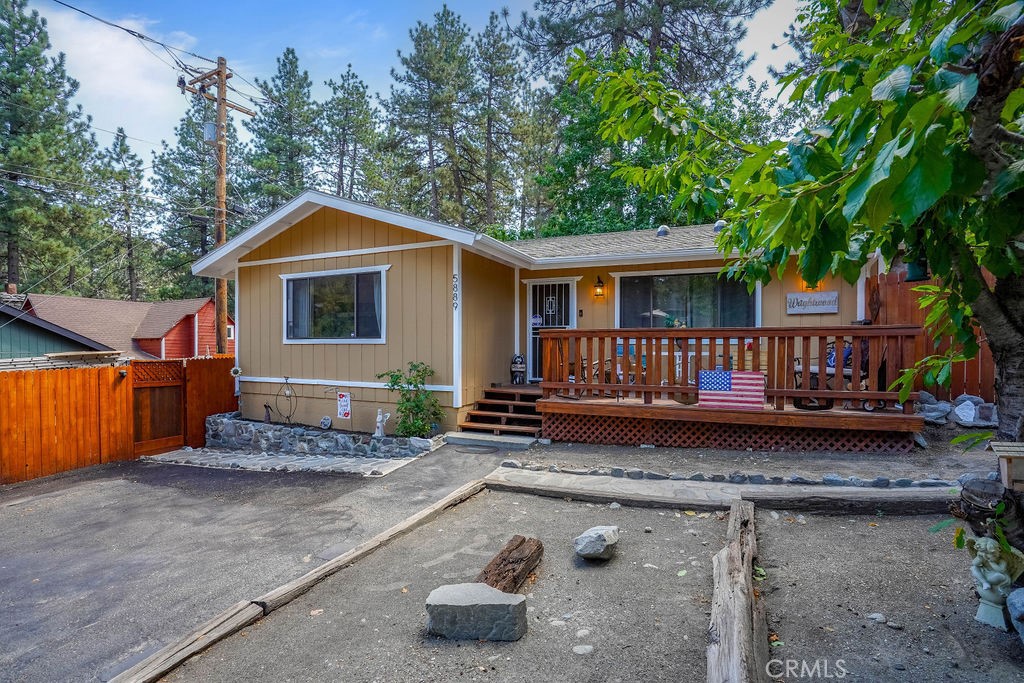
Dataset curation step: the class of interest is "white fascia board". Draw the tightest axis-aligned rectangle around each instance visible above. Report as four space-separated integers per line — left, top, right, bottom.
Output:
193 190 487 279
523 248 725 270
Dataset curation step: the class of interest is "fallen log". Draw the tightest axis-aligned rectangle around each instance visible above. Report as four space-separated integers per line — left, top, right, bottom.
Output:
475 534 543 593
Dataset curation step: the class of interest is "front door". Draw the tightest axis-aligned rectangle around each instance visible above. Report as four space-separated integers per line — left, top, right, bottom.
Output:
527 280 576 381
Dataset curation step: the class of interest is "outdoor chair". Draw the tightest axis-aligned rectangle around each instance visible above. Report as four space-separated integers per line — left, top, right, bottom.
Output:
792 340 888 411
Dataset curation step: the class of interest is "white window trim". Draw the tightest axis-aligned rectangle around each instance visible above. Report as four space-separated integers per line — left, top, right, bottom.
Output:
611 268 762 328
226 324 235 340
280 264 391 345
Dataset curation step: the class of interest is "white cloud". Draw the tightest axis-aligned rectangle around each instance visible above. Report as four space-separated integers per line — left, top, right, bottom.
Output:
739 0 800 86
38 5 202 160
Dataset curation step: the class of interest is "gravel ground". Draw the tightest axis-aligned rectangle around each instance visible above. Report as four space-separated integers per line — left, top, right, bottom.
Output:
169 490 728 683
756 511 1024 682
521 426 995 483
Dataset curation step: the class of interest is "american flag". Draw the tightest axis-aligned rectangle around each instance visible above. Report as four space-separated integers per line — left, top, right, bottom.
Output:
697 370 765 410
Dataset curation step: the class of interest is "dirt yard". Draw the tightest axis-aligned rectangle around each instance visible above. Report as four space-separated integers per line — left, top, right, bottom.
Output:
170 490 729 683
756 511 1024 682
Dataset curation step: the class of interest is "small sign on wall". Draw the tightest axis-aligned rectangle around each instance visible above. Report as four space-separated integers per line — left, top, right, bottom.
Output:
337 391 352 419
786 291 839 315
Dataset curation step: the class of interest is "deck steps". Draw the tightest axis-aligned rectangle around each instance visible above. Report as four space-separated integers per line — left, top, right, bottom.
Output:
459 385 542 438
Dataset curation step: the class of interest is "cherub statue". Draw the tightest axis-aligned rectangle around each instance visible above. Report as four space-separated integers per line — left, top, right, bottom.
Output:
966 535 1024 631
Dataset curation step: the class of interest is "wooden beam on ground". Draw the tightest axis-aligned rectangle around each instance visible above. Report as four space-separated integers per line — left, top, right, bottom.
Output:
707 500 770 683
254 479 486 614
110 600 263 683
475 535 543 593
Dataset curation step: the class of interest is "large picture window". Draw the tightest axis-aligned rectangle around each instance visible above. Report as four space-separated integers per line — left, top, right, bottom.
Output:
283 267 386 343
619 272 754 328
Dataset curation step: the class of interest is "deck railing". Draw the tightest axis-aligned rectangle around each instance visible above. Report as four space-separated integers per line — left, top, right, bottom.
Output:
539 326 922 413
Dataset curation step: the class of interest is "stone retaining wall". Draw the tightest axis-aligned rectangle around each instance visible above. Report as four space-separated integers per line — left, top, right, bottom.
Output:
205 413 439 459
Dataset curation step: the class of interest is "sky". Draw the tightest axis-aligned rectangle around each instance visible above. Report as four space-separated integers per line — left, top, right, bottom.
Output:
28 0 800 163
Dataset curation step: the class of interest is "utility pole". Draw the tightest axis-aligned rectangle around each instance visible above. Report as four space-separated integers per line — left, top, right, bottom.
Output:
178 59 255 354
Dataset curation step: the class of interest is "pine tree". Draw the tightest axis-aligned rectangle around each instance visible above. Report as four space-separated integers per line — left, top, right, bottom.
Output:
513 86 559 236
473 12 522 229
514 0 770 88
245 47 318 212
316 65 376 200
152 95 247 300
388 6 479 226
0 0 99 292
95 130 155 301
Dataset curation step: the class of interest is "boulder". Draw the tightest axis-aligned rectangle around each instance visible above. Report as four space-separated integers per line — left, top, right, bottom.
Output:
917 390 938 405
953 401 977 426
921 401 953 425
1008 589 1024 642
974 403 999 428
574 525 620 560
425 583 527 641
954 394 985 406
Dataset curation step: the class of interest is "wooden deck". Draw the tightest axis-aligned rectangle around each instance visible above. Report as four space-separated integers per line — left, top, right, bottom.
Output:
536 396 923 433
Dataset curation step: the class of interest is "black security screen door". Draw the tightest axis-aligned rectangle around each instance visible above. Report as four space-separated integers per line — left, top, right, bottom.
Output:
528 282 572 380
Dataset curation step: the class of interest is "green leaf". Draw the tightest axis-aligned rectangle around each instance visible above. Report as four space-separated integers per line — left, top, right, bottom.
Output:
872 65 913 102
930 21 957 62
951 431 993 451
928 518 958 533
954 527 966 549
843 135 902 223
983 1 1024 30
941 74 979 111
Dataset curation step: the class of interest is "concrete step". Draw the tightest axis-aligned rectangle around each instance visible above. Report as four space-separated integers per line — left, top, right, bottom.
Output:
445 431 537 450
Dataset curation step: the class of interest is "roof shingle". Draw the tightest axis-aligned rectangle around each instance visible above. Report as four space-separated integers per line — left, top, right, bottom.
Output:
511 225 720 260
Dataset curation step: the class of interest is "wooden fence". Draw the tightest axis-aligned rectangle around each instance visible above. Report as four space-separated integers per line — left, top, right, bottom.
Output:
0 356 237 485
872 270 996 402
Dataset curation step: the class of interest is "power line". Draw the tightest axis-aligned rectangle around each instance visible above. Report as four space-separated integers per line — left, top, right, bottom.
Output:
0 96 163 148
47 0 215 64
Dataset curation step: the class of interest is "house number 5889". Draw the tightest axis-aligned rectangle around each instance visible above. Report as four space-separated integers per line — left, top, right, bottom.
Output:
452 274 460 310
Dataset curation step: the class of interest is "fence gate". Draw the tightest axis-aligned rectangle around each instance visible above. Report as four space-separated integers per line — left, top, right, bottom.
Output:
133 360 186 456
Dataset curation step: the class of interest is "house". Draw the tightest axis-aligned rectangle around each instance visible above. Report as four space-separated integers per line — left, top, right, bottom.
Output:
24 295 235 360
192 190 923 451
0 302 116 369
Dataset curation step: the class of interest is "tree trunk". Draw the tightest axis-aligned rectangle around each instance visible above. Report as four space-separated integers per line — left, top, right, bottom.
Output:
475 535 543 593
426 131 440 221
336 138 347 197
126 207 138 301
348 140 358 199
6 232 18 289
952 479 1024 555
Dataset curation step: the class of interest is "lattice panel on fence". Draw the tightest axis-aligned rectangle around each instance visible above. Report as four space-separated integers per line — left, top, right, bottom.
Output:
132 360 184 385
543 414 913 454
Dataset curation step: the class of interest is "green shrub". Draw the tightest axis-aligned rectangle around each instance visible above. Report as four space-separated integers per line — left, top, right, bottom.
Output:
376 361 445 437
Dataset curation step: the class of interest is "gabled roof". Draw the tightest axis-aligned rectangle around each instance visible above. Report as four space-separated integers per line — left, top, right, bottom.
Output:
0 302 111 351
23 295 223 359
513 225 719 260
191 190 726 278
135 298 210 338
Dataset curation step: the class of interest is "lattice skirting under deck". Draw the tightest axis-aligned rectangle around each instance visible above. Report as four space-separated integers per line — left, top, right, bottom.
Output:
541 414 914 454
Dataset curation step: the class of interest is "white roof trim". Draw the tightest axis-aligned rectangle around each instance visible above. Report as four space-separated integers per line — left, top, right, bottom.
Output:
191 189 728 279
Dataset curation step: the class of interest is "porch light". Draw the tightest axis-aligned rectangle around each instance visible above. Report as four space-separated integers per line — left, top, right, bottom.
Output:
801 278 820 292
594 276 605 299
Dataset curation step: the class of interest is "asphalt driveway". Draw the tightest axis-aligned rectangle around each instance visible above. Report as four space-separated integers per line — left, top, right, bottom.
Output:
0 446 502 682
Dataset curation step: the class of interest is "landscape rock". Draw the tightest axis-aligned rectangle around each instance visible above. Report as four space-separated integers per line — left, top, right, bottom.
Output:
953 401 978 426
687 472 706 481
913 479 952 488
958 472 982 485
425 583 527 641
917 390 938 405
501 459 522 469
625 468 645 480
610 467 625 478
710 474 727 482
728 472 748 484
954 394 985 406
973 403 999 428
574 525 620 560
913 433 929 449
644 470 669 480
822 473 847 486
668 472 686 480
920 401 953 425
748 474 768 485
866 613 887 623
789 475 817 485
892 478 913 488
548 465 560 473
1007 589 1024 642
870 477 891 488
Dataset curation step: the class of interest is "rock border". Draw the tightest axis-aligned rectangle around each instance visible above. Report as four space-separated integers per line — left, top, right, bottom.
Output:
205 413 444 459
498 459 996 490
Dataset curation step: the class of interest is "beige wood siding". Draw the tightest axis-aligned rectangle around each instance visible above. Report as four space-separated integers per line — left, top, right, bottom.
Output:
460 250 515 412
236 207 455 433
517 257 860 351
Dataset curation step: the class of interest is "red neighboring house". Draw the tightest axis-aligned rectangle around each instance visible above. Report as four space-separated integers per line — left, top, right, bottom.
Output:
24 294 235 360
